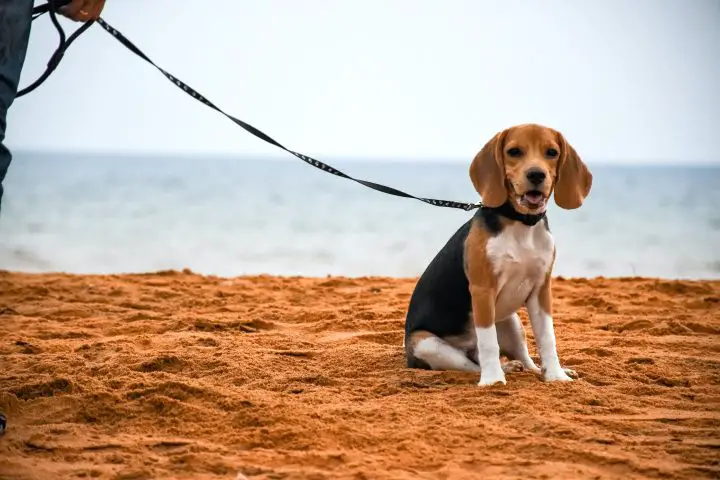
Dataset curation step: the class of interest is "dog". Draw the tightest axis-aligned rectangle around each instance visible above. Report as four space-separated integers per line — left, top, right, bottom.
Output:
404 123 592 386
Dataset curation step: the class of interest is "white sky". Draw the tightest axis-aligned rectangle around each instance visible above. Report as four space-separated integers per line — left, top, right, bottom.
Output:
6 0 720 163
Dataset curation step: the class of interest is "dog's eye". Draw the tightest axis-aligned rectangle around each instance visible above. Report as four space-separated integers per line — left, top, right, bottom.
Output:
507 148 523 157
546 148 559 158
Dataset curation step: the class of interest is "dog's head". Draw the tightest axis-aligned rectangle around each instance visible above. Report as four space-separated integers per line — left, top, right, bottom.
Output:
469 124 592 214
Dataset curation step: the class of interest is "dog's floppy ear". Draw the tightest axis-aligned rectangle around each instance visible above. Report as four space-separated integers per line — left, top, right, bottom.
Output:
469 130 508 208
553 132 592 210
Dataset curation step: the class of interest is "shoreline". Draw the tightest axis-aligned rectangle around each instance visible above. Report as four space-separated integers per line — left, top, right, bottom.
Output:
2 268 719 280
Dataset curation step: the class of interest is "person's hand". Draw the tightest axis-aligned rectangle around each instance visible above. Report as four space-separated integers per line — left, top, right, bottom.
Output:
60 0 106 22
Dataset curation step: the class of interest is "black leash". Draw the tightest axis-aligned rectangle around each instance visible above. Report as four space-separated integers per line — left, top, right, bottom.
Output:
17 0 92 97
19 1 482 212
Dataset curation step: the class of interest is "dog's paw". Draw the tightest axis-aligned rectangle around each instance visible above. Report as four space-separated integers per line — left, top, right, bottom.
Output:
478 369 507 386
563 367 579 379
525 364 542 375
502 360 525 374
542 367 574 383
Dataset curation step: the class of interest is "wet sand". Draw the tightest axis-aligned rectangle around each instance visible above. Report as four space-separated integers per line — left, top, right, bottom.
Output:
0 271 719 479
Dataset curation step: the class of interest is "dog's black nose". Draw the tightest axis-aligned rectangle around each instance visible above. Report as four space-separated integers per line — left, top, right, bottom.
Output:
526 169 546 186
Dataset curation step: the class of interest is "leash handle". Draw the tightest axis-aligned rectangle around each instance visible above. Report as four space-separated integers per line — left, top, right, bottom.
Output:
18 0 92 97
32 0 71 16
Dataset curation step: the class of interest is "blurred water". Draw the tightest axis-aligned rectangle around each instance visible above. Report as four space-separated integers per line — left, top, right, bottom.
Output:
0 152 718 279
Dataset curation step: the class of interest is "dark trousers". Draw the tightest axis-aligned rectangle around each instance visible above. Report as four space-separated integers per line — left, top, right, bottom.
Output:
0 0 33 434
0 0 33 214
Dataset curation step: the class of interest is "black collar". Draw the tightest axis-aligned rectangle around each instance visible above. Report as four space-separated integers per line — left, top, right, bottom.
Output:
484 201 546 227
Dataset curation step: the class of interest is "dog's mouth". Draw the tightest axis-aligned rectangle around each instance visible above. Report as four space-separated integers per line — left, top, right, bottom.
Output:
520 190 546 209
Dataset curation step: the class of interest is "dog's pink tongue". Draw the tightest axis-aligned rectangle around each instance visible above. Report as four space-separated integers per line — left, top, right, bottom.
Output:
524 192 543 204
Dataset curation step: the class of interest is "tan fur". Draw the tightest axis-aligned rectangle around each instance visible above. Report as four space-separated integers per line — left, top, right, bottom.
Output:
537 247 556 315
554 134 593 209
469 124 592 214
406 330 436 367
408 330 434 351
469 131 508 208
464 221 497 328
466 124 592 324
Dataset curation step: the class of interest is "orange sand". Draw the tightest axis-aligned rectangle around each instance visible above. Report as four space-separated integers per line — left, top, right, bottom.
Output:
0 271 719 479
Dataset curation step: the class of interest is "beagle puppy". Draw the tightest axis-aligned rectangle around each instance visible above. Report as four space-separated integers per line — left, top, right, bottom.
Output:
404 123 592 386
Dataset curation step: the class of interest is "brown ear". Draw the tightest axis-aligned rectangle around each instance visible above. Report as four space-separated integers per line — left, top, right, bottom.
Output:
469 131 507 208
554 132 592 210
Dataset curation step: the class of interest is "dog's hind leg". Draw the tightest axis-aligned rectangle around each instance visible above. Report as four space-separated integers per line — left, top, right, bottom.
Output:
408 331 481 372
496 313 541 374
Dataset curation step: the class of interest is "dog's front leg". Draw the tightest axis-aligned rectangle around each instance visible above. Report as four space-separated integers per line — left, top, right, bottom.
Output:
526 278 574 382
470 286 506 386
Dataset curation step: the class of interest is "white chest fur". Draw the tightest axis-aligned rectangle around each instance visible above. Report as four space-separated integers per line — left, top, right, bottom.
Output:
486 222 555 320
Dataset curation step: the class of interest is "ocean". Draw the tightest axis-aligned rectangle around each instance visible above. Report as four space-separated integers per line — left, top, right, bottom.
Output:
0 152 718 279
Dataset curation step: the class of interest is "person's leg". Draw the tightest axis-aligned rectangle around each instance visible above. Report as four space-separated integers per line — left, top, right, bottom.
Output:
0 0 33 215
0 0 33 436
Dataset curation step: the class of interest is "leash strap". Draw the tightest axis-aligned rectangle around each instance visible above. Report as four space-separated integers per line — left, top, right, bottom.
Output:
19 1 481 211
94 18 481 211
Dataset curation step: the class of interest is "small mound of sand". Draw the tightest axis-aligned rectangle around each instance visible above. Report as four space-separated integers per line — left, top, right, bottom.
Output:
0 272 718 479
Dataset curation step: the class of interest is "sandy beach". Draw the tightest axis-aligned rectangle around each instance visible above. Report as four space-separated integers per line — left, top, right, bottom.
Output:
0 271 718 479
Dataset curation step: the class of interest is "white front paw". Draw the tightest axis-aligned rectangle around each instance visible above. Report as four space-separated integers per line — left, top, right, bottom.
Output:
478 369 507 386
542 367 573 382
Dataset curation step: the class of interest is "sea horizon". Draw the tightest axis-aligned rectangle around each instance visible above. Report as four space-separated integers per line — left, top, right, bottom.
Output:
1 151 718 280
